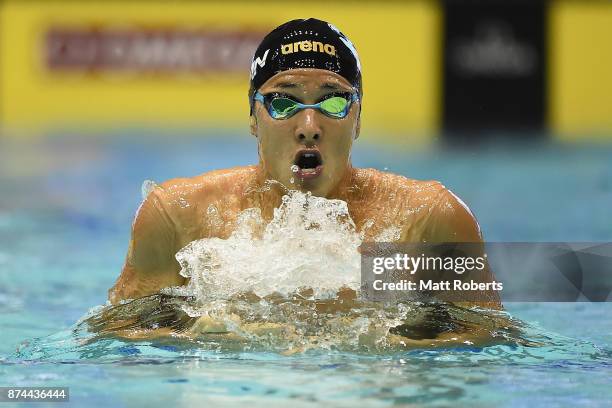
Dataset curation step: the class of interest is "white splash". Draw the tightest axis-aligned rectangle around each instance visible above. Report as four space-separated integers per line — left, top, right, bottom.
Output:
141 180 158 200
173 190 362 309
375 226 402 242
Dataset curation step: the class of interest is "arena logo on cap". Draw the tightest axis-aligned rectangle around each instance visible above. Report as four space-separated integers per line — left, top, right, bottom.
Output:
281 41 336 57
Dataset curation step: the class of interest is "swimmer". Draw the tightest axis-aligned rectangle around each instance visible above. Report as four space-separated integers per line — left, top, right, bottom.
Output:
108 18 501 311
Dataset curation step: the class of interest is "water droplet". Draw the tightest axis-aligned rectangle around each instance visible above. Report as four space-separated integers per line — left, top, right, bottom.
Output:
141 179 158 199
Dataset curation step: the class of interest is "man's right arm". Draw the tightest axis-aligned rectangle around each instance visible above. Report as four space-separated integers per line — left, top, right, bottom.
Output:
108 189 186 304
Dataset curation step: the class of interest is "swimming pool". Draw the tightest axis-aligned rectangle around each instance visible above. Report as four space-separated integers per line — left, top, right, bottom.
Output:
1 134 611 407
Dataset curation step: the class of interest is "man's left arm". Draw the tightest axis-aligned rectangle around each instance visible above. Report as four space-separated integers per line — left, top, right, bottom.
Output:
422 188 502 309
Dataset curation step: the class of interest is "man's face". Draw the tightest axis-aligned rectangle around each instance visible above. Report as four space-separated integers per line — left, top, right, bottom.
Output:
251 68 360 197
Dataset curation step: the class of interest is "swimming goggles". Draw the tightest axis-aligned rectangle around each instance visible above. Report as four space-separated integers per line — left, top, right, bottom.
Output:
253 91 359 119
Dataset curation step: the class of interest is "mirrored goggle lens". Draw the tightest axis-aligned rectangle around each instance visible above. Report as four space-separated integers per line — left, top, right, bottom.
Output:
270 98 299 118
320 96 350 117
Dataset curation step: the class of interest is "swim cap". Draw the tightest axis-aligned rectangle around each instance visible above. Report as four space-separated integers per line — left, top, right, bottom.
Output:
249 18 362 94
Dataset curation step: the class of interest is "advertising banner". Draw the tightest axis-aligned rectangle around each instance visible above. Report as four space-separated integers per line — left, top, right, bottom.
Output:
442 0 547 136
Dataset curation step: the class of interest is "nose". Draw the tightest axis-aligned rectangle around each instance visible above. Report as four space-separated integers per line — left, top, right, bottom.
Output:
294 108 322 145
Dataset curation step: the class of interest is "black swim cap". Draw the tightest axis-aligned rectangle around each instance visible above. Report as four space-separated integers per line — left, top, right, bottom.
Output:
249 18 362 95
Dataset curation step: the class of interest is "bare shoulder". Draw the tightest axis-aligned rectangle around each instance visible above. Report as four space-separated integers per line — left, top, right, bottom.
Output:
351 167 449 203
143 165 259 242
363 168 482 242
153 165 259 211
351 168 479 241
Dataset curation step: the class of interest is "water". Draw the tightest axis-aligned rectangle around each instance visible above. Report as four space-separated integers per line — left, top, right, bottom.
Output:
1 134 611 406
174 190 362 303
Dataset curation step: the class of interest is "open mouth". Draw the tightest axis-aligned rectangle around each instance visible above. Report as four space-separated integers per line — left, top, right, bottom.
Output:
293 150 323 179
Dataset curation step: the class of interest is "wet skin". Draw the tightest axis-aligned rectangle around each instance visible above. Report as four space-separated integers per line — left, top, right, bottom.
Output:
253 69 360 198
109 69 502 312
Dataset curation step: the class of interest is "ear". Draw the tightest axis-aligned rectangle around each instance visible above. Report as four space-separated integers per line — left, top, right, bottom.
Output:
249 114 258 137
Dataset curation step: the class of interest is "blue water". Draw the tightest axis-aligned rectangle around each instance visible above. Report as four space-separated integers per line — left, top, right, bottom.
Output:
1 134 611 407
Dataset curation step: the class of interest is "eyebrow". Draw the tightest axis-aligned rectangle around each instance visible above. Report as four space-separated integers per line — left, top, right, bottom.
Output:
274 82 299 89
272 81 350 91
320 82 346 91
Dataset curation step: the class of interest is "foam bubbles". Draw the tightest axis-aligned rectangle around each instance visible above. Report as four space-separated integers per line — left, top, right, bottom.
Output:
141 180 158 200
174 190 361 308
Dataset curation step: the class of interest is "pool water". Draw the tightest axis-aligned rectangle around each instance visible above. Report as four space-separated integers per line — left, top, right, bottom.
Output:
1 134 611 407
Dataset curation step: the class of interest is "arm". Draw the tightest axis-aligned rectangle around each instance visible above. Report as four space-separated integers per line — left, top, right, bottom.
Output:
108 188 186 305
422 187 503 309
